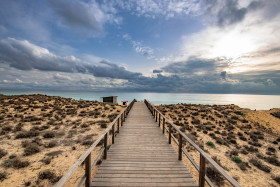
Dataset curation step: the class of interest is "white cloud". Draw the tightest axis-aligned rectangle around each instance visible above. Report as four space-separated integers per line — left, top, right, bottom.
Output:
123 33 154 58
132 41 154 58
114 0 200 19
2 79 22 83
53 73 72 81
82 54 104 64
122 34 131 40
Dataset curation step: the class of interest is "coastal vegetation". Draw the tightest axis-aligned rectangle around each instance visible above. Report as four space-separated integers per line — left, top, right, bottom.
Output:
0 94 123 186
156 103 280 186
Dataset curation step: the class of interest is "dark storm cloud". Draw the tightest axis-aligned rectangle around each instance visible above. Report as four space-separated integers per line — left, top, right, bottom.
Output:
203 0 262 26
85 60 142 79
220 71 227 80
0 38 75 72
153 69 163 73
161 57 229 74
0 38 141 80
147 57 280 94
48 0 101 31
252 46 280 57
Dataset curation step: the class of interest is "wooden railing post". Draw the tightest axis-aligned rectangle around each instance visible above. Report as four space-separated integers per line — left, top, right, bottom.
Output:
169 123 171 144
199 154 206 187
155 111 157 122
158 114 161 126
104 133 108 159
85 153 91 187
121 113 123 126
117 118 120 133
178 134 182 160
123 111 126 122
163 118 165 134
112 124 115 144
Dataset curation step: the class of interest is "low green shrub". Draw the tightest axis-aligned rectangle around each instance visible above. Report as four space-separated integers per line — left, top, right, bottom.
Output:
0 172 7 181
38 170 61 183
0 148 7 158
206 141 215 147
2 158 30 168
23 143 40 156
232 156 242 163
249 158 271 173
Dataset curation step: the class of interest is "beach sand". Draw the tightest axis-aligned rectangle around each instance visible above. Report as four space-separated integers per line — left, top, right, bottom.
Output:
0 94 124 187
156 104 280 187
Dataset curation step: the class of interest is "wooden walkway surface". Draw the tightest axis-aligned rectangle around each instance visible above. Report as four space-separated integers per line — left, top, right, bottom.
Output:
92 102 198 186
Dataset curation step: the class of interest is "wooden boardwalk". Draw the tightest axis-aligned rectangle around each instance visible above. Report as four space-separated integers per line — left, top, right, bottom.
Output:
92 102 198 187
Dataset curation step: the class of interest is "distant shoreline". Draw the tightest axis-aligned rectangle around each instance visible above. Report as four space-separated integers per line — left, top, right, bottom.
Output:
1 92 280 110
1 89 280 95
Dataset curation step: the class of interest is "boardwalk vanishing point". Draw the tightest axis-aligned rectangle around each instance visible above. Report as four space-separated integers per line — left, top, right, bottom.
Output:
92 102 197 186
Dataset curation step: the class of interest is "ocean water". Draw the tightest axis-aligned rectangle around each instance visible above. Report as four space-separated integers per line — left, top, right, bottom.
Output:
0 90 279 110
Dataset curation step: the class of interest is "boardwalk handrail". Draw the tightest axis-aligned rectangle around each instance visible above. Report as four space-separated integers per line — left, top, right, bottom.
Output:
55 99 136 187
144 99 242 187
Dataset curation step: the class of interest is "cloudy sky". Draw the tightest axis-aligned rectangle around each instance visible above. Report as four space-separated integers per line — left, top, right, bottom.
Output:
0 0 279 94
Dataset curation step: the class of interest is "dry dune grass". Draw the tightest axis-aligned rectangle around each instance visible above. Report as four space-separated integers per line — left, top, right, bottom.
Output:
156 104 280 187
0 94 124 187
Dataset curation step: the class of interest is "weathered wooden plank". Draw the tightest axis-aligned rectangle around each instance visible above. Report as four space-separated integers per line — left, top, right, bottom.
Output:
107 158 178 161
106 154 177 157
93 178 196 183
106 154 176 156
108 152 174 157
102 161 185 164
94 173 192 178
96 170 191 174
98 167 188 171
109 146 173 149
108 150 174 153
107 152 176 155
92 182 198 187
108 148 175 151
101 164 186 168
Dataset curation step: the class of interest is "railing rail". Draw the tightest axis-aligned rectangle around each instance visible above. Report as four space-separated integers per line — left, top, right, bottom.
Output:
144 99 242 187
55 99 136 187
